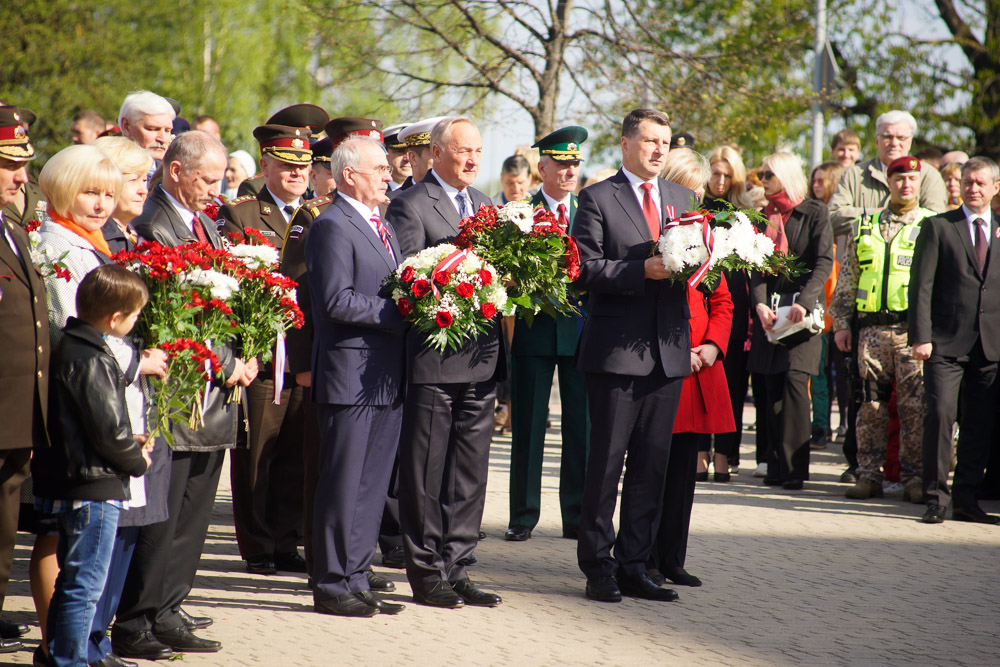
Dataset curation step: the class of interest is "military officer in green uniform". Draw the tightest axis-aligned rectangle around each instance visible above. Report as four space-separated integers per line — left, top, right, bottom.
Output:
506 126 591 542
830 155 936 504
0 108 44 227
236 104 329 199
218 124 313 575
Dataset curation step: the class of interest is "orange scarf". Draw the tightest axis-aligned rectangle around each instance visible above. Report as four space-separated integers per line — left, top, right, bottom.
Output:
48 206 113 258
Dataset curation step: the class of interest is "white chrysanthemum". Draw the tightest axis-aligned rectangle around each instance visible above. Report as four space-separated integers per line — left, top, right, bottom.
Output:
459 254 483 273
662 251 686 273
182 269 240 300
498 200 536 232
230 243 280 270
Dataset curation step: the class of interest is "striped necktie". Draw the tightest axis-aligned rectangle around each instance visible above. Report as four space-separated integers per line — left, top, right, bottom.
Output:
371 211 394 261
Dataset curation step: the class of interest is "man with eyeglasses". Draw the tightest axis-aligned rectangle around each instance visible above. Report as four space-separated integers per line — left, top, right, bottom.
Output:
829 110 948 234
386 117 504 609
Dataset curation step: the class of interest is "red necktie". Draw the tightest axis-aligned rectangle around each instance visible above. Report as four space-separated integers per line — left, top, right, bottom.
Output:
557 203 569 228
371 211 394 261
640 183 660 241
192 215 208 244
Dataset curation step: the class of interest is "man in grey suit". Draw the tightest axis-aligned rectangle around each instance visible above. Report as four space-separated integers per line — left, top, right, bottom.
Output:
386 117 504 609
114 131 257 659
572 108 696 604
305 137 409 617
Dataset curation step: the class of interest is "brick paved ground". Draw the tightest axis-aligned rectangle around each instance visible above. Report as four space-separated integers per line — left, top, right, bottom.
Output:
4 398 999 666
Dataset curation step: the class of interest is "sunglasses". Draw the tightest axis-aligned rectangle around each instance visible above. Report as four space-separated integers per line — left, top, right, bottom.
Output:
759 170 775 181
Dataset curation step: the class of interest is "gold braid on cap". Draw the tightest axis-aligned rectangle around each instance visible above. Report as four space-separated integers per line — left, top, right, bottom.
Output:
404 132 431 147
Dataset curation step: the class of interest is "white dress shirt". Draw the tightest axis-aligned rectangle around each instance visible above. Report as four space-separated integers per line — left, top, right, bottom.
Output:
621 166 661 214
265 186 301 224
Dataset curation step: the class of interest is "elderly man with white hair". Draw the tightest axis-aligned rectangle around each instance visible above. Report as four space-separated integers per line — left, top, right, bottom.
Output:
829 110 949 234
118 91 176 177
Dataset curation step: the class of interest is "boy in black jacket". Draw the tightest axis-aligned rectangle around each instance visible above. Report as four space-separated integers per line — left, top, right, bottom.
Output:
33 264 153 667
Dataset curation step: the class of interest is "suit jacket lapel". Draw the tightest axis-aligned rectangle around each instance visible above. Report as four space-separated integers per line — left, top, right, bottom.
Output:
423 173 462 236
337 197 395 272
953 211 982 280
153 186 197 244
0 220 29 285
612 171 651 241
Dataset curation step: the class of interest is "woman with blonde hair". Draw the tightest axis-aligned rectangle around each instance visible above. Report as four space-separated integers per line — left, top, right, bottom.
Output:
93 136 153 252
705 145 759 211
748 151 833 490
659 149 710 202
940 161 963 210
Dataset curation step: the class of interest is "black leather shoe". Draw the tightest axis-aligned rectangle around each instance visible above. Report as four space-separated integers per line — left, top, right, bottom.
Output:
922 504 946 524
456 553 477 566
314 592 379 617
179 607 212 630
381 546 405 569
585 576 622 602
354 590 405 615
90 652 138 667
0 619 28 639
504 525 531 541
154 626 222 653
0 638 22 653
274 550 308 572
413 581 465 608
366 569 395 592
695 471 708 482
782 479 804 490
953 505 1000 524
663 567 702 587
646 569 666 586
450 578 502 607
478 530 487 540
762 477 782 486
111 629 174 660
619 572 680 601
245 555 277 575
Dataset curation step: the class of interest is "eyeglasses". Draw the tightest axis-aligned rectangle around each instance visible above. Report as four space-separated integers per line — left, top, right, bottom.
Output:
349 165 393 177
758 170 775 181
878 134 911 144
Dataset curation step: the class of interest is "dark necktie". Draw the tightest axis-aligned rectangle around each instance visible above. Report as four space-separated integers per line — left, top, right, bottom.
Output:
192 215 208 244
975 217 987 271
640 182 660 241
557 203 569 228
456 191 471 219
284 205 295 219
371 211 395 261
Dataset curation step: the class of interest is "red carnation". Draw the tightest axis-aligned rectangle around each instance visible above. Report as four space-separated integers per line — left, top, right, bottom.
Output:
400 265 416 283
478 269 492 286
412 279 431 298
480 302 497 319
435 311 453 327
203 202 220 221
433 271 450 286
456 281 474 298
397 297 414 316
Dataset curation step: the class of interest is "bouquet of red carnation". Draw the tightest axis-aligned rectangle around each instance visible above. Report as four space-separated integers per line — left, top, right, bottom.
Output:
149 339 222 440
454 200 581 325
384 243 508 352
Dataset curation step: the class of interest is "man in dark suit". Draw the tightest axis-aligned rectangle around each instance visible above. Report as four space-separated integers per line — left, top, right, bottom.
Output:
506 126 590 542
0 106 49 652
219 123 315 576
305 136 408 617
114 131 257 659
386 117 503 608
910 156 1000 525
573 108 695 603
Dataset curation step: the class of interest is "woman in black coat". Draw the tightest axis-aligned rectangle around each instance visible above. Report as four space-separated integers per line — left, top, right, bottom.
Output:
748 152 834 489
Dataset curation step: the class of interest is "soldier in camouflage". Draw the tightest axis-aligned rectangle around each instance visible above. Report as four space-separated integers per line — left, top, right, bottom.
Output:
830 156 936 503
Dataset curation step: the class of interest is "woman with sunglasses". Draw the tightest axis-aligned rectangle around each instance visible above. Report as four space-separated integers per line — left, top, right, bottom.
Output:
747 152 834 490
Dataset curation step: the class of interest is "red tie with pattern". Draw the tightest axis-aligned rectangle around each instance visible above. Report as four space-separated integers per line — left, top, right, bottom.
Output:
371 211 394 261
557 203 569 228
192 215 208 244
640 182 660 241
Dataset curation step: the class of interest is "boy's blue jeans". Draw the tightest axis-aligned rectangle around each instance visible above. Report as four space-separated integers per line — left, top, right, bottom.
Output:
47 501 120 667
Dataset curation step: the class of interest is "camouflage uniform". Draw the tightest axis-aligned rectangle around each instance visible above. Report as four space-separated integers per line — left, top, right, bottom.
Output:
829 206 933 485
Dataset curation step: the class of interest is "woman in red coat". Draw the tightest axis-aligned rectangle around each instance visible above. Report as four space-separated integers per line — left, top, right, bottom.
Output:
649 274 734 588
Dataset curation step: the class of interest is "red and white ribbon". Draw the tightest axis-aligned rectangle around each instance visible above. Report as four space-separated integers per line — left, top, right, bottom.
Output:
664 210 715 289
272 332 286 405
431 248 472 299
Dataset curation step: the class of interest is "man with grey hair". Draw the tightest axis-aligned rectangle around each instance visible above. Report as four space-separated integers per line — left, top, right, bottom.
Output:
115 130 256 659
305 136 407 617
118 91 176 167
829 110 949 236
387 116 504 609
909 156 1000 525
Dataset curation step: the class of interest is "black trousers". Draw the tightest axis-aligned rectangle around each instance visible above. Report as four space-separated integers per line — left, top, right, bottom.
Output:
398 381 495 594
377 458 402 555
759 371 812 482
577 367 682 581
705 344 748 460
652 433 703 572
115 449 225 634
923 342 999 508
230 378 305 560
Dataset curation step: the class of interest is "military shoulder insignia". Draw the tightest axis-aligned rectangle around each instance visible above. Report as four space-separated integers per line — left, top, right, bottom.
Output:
262 204 272 215
230 195 257 205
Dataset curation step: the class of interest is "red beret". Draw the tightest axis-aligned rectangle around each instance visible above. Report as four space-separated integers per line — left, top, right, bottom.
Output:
887 156 921 178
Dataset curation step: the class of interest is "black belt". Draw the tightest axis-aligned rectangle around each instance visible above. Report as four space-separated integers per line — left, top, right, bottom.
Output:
856 310 907 328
